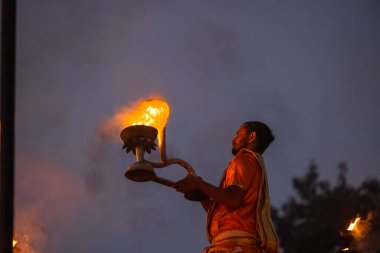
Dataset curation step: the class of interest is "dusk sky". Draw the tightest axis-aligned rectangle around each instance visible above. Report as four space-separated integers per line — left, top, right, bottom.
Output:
10 1 380 252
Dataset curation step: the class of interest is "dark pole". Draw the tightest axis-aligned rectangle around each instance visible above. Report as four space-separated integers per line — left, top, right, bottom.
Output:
1 0 17 252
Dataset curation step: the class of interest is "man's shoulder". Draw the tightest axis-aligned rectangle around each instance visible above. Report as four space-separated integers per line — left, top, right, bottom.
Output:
233 149 261 166
234 148 255 160
227 149 263 184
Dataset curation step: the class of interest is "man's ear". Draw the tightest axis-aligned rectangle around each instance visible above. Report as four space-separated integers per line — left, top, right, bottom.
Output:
248 131 256 143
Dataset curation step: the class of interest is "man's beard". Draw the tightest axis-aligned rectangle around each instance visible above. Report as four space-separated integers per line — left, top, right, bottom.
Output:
231 139 249 155
231 147 241 155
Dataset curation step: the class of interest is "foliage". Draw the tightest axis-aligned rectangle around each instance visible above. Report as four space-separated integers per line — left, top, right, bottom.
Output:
272 162 380 253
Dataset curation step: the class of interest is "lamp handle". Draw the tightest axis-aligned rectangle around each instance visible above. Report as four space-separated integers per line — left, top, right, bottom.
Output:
146 159 209 201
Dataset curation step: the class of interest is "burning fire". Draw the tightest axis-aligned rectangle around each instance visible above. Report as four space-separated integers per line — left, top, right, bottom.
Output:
347 217 360 231
13 238 18 247
101 98 170 149
346 217 365 239
101 98 170 140
340 213 377 253
123 99 170 151
125 99 170 132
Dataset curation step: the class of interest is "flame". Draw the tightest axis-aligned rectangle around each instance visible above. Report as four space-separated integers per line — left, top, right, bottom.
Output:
126 100 170 131
126 99 170 150
347 217 360 231
13 238 18 247
342 248 349 251
99 98 170 144
109 99 170 132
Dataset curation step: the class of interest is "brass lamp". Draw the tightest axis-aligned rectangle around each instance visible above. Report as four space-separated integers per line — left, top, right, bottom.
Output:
120 99 207 201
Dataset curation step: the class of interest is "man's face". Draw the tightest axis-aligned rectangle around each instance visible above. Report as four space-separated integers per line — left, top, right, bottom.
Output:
231 125 250 155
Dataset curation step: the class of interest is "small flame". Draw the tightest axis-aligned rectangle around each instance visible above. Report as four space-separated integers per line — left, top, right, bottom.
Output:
13 238 18 247
341 248 349 251
347 217 360 231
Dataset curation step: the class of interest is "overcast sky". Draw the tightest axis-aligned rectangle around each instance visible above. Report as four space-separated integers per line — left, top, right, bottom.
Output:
10 0 380 252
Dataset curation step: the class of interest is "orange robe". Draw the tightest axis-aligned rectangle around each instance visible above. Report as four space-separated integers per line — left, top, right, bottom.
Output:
205 149 279 253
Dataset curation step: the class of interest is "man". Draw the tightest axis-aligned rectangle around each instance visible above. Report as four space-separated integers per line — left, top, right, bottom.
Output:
175 121 279 253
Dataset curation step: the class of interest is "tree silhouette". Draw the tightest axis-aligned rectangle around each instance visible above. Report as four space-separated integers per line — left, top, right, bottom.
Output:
272 162 380 253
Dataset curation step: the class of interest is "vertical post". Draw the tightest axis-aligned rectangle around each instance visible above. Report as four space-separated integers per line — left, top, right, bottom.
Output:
1 0 17 252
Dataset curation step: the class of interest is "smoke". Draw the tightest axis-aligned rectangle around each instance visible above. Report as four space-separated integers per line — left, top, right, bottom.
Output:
15 153 87 253
184 20 245 81
84 136 112 196
14 151 179 253
97 105 134 142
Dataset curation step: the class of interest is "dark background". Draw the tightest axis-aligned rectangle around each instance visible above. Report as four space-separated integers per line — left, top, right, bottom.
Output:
10 1 380 252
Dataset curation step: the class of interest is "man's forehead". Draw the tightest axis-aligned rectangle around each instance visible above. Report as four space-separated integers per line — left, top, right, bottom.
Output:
237 125 248 133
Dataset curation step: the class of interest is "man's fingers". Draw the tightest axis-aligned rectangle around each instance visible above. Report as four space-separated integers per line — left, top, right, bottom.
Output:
174 174 200 193
174 180 185 192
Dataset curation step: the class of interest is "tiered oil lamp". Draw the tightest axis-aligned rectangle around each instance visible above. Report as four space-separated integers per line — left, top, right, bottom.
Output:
120 99 207 201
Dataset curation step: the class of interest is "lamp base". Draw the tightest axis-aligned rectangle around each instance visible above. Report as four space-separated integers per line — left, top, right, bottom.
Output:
125 161 156 182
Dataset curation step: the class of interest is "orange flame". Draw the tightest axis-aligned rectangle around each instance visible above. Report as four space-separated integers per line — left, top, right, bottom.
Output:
347 217 360 231
13 238 18 247
123 99 170 131
99 98 170 141
109 99 170 132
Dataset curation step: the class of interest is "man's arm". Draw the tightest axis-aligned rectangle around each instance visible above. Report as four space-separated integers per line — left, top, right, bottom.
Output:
174 175 246 210
200 198 212 212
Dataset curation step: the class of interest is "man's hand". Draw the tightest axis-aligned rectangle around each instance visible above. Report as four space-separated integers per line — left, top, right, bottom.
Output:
174 174 203 193
175 174 246 211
